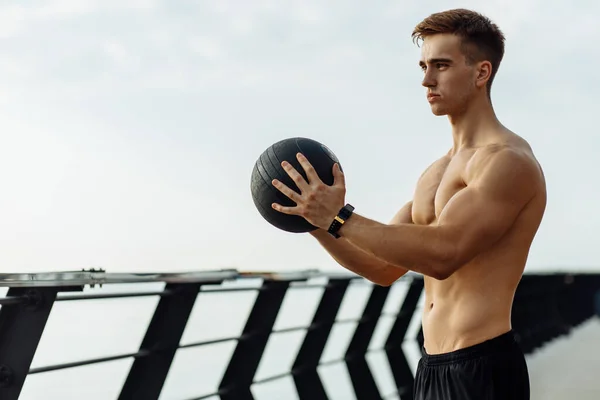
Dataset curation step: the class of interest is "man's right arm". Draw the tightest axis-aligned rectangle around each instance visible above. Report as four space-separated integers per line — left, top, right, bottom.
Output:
309 201 413 286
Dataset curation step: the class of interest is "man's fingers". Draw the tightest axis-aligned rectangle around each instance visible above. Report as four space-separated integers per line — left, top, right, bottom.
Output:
333 163 345 187
296 153 320 184
271 202 298 215
272 179 301 203
281 160 309 191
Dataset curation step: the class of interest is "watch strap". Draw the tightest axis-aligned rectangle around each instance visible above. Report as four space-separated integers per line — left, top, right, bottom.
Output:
327 204 354 238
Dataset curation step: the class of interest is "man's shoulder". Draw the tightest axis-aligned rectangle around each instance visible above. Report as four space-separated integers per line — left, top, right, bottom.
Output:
467 142 545 195
470 130 541 172
473 144 533 167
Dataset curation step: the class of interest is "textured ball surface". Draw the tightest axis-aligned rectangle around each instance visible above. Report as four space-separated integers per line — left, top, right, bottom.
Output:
250 137 342 233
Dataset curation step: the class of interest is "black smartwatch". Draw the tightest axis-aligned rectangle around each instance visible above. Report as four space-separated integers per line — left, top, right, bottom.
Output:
327 204 354 238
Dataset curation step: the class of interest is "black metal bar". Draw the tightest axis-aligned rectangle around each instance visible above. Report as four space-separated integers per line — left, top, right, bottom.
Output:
200 287 262 293
289 283 335 289
385 278 424 400
189 392 223 400
0 269 238 288
29 349 151 374
416 325 424 354
177 335 241 350
56 290 172 301
218 279 290 400
0 287 59 400
292 278 351 400
346 284 391 400
0 297 26 306
253 370 291 385
336 316 369 324
346 285 391 356
118 282 202 400
272 325 311 334
271 316 366 335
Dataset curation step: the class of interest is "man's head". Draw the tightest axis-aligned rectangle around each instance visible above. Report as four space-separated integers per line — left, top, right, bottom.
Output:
412 9 505 116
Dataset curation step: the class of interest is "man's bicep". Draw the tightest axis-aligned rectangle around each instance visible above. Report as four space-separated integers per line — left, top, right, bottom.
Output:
437 187 521 254
436 151 539 264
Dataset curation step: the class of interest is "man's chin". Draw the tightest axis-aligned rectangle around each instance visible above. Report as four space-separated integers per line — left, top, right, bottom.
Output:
430 106 447 116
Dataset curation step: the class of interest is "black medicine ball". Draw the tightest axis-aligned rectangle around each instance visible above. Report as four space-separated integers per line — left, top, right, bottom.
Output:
250 137 342 233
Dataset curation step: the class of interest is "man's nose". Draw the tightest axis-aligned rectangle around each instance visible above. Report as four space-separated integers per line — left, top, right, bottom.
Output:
422 71 436 88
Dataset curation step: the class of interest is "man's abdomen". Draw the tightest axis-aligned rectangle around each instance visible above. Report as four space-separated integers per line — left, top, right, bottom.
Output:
421 293 513 355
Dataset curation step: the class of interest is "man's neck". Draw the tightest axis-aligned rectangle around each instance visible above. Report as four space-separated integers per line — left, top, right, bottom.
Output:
447 96 503 154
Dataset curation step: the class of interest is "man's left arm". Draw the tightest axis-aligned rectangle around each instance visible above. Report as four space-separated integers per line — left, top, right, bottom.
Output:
338 149 542 280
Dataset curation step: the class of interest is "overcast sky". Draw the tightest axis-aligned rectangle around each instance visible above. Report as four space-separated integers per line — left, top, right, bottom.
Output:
0 0 598 275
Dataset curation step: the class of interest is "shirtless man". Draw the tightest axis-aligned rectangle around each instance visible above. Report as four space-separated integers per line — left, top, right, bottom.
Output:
270 8 545 400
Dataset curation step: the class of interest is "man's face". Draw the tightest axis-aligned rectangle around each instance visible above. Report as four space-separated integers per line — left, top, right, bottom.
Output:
419 34 479 116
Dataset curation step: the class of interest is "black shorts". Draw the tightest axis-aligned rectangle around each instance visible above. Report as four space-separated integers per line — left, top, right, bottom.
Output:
413 330 530 400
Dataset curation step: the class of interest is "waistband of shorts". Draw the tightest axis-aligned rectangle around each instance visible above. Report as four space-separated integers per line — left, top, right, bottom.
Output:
420 330 517 366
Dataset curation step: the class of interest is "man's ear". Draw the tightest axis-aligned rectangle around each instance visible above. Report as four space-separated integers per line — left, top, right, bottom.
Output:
476 61 492 88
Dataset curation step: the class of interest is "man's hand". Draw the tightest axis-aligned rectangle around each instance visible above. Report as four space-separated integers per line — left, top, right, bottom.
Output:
271 152 346 230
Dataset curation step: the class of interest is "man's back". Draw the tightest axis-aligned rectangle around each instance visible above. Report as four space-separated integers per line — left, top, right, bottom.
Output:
412 129 547 354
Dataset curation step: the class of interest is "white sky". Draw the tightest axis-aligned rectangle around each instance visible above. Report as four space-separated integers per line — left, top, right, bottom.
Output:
1 0 599 274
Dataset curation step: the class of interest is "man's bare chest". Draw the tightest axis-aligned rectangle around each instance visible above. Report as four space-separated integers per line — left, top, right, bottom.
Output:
412 156 469 225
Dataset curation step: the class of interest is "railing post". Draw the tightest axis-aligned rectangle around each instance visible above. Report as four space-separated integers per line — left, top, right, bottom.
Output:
345 284 390 400
526 275 550 352
119 282 202 400
542 275 570 345
0 287 59 400
577 273 600 324
219 279 290 400
292 278 350 400
385 277 424 400
512 275 534 353
567 274 582 325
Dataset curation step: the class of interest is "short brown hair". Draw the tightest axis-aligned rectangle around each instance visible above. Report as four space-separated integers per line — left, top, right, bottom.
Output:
412 9 505 96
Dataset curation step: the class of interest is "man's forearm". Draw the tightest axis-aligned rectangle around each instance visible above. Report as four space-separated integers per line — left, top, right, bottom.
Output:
338 213 456 279
310 229 408 285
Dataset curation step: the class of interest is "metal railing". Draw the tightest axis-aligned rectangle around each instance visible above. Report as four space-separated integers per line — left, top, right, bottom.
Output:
0 268 598 400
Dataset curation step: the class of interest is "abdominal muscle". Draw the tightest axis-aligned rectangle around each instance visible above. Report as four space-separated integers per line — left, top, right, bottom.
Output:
419 257 522 354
